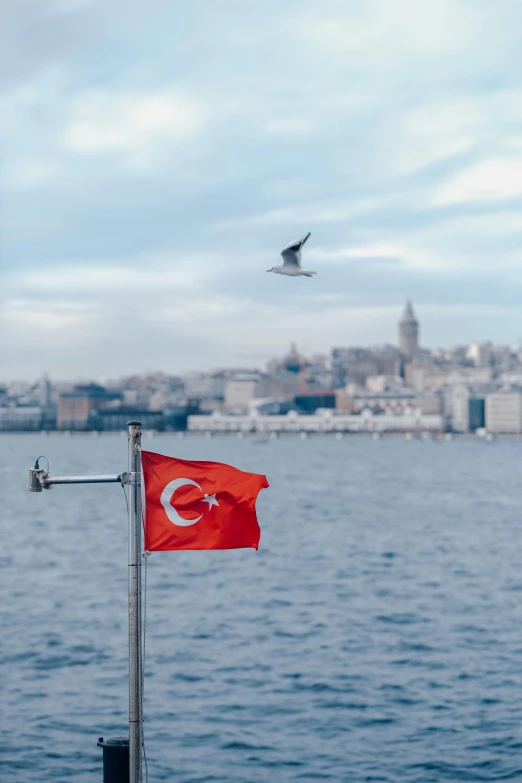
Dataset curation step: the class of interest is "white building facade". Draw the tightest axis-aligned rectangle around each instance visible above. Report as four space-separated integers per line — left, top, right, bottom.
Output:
188 408 444 434
485 392 522 433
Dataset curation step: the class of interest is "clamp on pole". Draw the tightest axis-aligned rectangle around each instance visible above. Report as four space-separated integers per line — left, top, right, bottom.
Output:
29 457 123 492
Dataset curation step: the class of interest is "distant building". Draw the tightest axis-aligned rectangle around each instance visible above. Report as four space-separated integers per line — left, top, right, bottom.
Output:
0 406 43 431
267 343 304 375
224 373 264 412
405 361 437 391
469 398 486 432
188 408 444 434
295 392 336 413
466 342 492 368
366 374 404 393
224 373 299 412
352 390 417 413
452 386 486 432
452 386 470 432
398 300 419 360
406 363 493 391
486 392 522 434
57 384 123 430
93 409 165 432
330 346 399 388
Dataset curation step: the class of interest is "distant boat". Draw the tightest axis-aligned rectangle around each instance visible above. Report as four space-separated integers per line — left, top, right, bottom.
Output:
251 433 269 444
335 432 344 441
476 428 495 441
372 432 381 441
300 432 308 440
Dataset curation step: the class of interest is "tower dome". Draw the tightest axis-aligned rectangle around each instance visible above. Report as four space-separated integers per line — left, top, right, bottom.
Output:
284 342 302 374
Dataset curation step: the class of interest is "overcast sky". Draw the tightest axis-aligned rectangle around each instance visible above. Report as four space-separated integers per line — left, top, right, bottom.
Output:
2 0 522 380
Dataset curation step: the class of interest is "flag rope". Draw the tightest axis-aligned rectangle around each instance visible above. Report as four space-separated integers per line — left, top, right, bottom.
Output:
141 548 149 783
121 480 149 783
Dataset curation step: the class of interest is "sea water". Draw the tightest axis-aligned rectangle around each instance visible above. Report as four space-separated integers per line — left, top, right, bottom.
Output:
2 434 522 782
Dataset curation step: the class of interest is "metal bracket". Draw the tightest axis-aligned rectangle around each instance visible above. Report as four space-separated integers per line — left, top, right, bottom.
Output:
120 471 138 485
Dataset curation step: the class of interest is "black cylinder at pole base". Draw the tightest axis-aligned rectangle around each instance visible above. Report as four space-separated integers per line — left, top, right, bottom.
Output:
97 736 129 783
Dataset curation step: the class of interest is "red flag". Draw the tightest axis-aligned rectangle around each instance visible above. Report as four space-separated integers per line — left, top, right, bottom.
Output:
141 450 269 551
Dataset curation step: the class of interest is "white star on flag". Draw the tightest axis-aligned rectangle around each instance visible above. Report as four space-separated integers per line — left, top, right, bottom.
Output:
202 493 219 509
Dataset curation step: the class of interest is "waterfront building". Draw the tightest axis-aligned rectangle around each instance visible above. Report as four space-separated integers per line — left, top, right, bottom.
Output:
188 408 444 434
93 409 165 432
0 406 43 431
224 373 265 412
452 386 471 432
57 384 123 430
452 386 486 432
295 392 336 413
485 392 522 434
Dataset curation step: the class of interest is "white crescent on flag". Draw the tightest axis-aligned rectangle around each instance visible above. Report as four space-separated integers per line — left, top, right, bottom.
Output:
160 478 203 527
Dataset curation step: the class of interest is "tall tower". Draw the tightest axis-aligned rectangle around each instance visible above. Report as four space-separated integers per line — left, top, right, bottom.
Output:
398 300 419 360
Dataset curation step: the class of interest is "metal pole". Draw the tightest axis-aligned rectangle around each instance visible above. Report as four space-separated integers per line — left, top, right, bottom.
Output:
127 421 142 783
45 474 122 486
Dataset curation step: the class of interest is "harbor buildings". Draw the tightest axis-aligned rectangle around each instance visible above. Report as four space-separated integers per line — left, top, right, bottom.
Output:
3 301 522 434
485 392 522 434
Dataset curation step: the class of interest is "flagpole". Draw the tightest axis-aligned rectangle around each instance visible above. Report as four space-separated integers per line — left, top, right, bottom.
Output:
127 421 143 783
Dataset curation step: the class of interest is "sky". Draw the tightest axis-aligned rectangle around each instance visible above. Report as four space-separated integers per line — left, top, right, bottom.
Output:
2 0 522 381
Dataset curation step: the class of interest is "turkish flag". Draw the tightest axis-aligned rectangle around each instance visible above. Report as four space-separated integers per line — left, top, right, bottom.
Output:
142 450 269 551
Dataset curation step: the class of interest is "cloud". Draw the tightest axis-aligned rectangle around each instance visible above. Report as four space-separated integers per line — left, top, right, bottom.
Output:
16 258 211 294
299 0 478 65
210 197 386 232
1 299 94 335
393 99 481 175
64 89 204 163
309 242 451 272
434 157 522 204
3 0 522 378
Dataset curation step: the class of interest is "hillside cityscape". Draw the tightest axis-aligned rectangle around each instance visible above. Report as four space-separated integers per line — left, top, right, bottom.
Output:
4 301 522 435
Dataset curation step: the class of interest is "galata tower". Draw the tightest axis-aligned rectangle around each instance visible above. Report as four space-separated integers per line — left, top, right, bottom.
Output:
398 300 419 360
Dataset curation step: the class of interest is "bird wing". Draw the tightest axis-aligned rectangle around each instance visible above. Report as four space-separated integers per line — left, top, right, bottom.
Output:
280 232 311 267
281 248 301 267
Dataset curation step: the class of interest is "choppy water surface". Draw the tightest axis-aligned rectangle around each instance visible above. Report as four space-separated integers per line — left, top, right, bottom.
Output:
2 433 522 782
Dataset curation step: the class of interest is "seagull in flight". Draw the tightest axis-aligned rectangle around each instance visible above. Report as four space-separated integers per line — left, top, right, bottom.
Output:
266 232 316 277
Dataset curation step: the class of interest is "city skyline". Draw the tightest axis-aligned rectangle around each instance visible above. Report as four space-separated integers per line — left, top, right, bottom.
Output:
3 1 522 380
3 299 521 387
4 297 522 435
4 299 522 384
